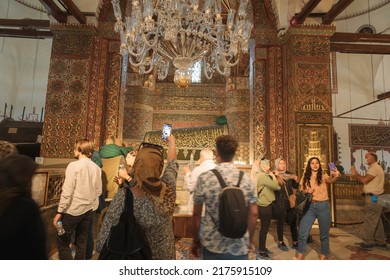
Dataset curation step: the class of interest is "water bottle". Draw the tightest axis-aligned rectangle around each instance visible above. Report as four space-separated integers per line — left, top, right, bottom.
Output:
118 155 126 172
189 152 195 171
372 195 377 203
56 221 65 236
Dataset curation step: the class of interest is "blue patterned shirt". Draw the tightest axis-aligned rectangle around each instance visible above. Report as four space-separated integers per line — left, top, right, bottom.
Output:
193 162 257 256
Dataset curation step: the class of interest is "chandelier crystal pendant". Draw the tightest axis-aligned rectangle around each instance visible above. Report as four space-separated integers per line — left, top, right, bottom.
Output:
111 0 253 88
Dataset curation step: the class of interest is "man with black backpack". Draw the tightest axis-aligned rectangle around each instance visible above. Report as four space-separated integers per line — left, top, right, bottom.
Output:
190 135 258 260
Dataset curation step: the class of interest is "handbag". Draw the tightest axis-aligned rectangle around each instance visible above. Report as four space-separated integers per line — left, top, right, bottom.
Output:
272 178 289 217
295 190 313 215
272 189 289 216
284 184 296 209
98 187 152 260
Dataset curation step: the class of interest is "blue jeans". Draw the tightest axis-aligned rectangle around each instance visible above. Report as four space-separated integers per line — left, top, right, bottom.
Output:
203 247 248 260
297 200 331 257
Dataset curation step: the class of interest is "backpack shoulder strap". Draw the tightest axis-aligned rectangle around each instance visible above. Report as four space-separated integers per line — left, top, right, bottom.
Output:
236 171 244 187
211 169 227 188
212 169 244 189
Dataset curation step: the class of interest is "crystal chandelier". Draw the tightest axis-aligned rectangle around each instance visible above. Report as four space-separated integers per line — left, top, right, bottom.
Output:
111 0 253 88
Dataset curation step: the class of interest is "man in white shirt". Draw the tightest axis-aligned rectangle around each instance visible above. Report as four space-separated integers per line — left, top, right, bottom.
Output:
183 148 216 215
53 139 102 260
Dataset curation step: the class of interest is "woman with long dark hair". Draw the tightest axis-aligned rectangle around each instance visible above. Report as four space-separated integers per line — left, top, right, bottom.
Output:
295 157 340 260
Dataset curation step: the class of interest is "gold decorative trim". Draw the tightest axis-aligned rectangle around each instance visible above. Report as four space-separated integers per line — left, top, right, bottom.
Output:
297 124 332 176
296 112 333 124
285 25 336 38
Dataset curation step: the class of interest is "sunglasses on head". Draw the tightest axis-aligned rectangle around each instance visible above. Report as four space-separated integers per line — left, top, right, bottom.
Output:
138 142 164 153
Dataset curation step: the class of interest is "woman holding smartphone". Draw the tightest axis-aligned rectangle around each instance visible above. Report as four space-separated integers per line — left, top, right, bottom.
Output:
295 157 340 260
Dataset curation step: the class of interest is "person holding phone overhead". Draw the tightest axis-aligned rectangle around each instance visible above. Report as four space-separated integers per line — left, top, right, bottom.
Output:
295 157 340 260
97 135 179 259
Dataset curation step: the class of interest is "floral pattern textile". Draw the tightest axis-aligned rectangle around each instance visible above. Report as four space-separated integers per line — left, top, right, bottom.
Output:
96 160 179 259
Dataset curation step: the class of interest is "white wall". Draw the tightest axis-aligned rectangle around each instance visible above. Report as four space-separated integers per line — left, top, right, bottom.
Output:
333 0 390 173
0 0 52 122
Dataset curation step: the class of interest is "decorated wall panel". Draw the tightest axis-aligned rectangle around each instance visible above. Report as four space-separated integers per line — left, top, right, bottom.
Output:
51 33 93 56
297 124 333 174
290 38 330 57
124 86 156 106
225 111 250 142
267 47 285 161
286 48 298 173
295 62 332 106
152 84 225 112
122 83 226 141
285 25 335 174
42 58 90 157
87 37 109 146
225 89 250 142
251 0 278 45
103 50 122 141
152 114 216 132
253 57 267 159
123 106 153 140
41 23 122 157
349 124 390 148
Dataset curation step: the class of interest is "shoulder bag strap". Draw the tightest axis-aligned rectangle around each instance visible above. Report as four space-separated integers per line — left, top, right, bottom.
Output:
283 184 290 198
257 186 264 197
209 169 224 228
123 187 134 216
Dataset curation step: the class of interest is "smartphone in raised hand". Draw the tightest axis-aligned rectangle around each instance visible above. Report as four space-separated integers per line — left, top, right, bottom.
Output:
328 162 336 170
161 123 172 141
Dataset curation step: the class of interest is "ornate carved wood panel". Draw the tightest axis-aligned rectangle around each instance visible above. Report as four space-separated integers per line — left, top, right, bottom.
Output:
349 124 390 148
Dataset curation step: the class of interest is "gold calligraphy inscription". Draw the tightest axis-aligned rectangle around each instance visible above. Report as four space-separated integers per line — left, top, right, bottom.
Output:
295 112 332 124
299 97 331 112
144 124 229 149
349 124 390 148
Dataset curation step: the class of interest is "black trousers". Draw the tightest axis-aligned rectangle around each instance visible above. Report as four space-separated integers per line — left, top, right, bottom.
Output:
57 210 93 260
258 205 272 252
286 209 298 242
273 211 287 241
